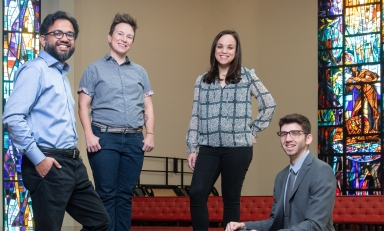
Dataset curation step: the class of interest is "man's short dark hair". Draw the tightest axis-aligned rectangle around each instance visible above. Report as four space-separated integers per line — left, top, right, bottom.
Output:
108 13 138 39
278 113 311 134
39 11 79 39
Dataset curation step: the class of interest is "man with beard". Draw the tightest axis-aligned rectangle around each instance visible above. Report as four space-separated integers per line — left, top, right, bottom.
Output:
2 11 109 231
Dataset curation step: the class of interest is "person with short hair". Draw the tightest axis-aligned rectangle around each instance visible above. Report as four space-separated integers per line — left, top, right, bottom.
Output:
2 11 109 231
78 13 154 231
225 114 336 231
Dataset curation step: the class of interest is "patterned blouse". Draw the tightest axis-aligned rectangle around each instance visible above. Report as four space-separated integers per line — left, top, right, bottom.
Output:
186 66 276 154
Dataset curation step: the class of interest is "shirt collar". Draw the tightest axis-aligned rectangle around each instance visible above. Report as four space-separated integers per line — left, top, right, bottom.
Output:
104 53 131 65
38 50 71 74
290 150 309 174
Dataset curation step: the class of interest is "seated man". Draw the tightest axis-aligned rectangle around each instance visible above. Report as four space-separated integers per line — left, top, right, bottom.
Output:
226 113 336 231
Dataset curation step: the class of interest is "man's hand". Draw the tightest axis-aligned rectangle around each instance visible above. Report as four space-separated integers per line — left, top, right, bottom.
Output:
187 153 197 171
225 222 247 231
142 134 154 152
85 133 101 153
35 157 61 177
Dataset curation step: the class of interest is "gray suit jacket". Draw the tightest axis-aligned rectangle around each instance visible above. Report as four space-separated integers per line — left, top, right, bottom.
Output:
243 153 336 231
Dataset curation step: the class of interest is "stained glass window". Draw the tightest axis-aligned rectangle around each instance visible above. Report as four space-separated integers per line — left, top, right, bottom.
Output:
3 0 40 229
318 0 383 195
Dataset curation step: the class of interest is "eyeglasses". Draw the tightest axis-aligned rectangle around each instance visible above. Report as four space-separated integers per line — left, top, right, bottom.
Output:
276 130 308 139
45 30 76 40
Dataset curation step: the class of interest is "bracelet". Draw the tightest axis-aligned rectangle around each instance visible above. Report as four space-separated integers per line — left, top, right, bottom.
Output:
146 132 154 135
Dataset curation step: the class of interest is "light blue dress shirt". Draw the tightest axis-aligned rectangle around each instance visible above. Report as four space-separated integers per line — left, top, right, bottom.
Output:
283 150 309 212
2 50 78 165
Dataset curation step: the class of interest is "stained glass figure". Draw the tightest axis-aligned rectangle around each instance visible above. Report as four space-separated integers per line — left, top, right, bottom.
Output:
318 0 383 195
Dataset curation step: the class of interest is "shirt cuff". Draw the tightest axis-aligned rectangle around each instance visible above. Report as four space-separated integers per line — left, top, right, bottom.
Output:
25 144 46 166
77 87 90 95
187 146 197 154
144 90 154 98
251 126 259 138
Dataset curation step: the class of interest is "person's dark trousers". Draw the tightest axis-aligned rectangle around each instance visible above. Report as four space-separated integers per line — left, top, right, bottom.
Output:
189 146 253 231
88 124 144 231
21 154 110 231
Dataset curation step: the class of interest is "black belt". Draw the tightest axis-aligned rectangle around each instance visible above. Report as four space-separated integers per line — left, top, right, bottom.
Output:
38 146 80 158
92 122 142 134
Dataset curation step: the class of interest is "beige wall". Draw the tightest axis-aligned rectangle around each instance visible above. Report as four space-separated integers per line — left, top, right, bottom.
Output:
1 0 317 228
73 0 317 197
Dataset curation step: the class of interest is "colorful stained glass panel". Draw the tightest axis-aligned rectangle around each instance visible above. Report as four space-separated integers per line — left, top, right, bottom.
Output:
345 4 381 35
345 155 382 195
318 155 344 195
3 142 23 181
318 67 343 107
345 34 381 63
318 109 343 125
346 135 381 152
318 0 383 195
346 0 381 7
3 0 40 229
4 181 33 228
319 0 343 17
318 127 343 154
318 17 343 48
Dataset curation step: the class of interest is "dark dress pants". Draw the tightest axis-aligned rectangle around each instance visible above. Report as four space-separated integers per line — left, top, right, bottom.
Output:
189 146 253 231
21 154 110 231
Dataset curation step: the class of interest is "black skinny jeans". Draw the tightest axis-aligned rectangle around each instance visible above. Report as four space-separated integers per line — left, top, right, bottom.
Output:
189 146 253 231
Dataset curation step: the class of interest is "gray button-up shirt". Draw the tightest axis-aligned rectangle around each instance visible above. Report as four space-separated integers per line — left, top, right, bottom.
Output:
78 53 153 128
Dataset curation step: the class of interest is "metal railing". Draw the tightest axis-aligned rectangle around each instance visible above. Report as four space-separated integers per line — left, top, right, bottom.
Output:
136 155 219 197
138 155 192 187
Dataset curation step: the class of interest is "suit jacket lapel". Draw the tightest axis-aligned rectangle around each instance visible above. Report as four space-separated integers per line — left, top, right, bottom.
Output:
278 166 290 210
290 153 314 199
270 166 290 230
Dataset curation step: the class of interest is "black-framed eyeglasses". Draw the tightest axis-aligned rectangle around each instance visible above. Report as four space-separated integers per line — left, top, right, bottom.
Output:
276 130 308 139
45 30 76 40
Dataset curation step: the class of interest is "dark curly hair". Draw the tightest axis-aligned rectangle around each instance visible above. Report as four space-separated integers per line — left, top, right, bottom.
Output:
203 30 242 84
39 11 79 39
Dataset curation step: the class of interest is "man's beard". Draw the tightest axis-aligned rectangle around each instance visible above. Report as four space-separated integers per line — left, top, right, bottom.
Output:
45 41 75 62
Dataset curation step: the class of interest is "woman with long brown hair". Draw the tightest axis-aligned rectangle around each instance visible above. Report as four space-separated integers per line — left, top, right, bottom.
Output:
186 30 276 230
